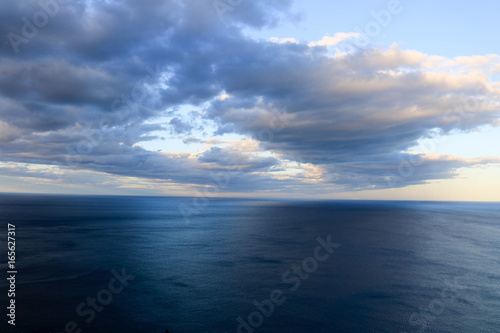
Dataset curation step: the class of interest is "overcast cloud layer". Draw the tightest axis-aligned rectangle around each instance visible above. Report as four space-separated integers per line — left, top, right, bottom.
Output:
1 0 500 195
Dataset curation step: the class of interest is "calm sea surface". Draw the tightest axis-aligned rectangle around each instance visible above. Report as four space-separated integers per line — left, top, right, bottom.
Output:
0 195 499 332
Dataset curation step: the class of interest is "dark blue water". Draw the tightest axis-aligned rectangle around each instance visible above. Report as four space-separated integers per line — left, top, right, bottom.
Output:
0 195 499 333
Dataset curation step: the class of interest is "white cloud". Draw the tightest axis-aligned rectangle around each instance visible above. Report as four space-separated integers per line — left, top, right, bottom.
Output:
308 32 361 47
269 37 300 44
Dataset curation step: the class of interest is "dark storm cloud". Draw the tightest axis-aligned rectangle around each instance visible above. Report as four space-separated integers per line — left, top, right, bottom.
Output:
0 0 499 193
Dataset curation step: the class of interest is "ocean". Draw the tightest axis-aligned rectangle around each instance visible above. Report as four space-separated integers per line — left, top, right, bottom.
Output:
0 194 499 332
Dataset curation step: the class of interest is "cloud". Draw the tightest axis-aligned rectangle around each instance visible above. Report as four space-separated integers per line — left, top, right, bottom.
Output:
269 37 300 45
169 117 193 134
308 32 361 47
0 0 499 195
198 146 279 171
206 43 500 190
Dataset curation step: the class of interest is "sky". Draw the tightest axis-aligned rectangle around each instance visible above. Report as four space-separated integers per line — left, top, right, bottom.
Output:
0 0 499 201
